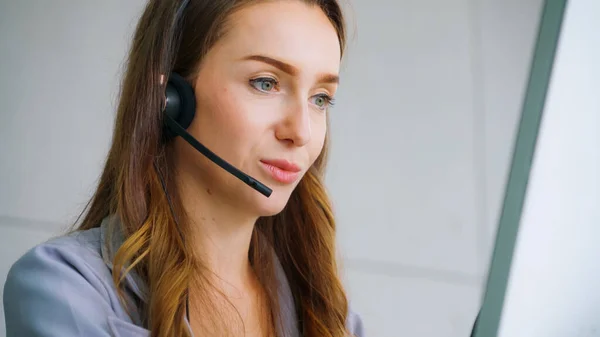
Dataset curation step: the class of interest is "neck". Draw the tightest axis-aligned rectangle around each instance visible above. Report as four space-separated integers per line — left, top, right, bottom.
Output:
176 171 259 293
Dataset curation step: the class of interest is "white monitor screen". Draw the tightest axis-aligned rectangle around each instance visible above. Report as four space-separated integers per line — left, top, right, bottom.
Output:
473 0 600 336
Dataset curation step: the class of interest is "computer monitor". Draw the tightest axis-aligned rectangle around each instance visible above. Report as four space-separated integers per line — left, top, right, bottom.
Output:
472 0 600 336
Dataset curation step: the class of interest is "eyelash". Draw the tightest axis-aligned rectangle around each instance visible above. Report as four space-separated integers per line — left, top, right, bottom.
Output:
248 77 336 110
316 93 336 108
249 77 280 93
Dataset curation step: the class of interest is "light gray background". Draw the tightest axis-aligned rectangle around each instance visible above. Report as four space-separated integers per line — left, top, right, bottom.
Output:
0 1 543 336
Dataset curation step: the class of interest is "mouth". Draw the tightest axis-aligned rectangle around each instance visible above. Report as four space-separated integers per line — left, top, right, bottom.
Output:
260 159 302 184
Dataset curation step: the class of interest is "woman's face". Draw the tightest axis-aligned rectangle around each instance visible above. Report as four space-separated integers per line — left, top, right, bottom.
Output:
176 1 341 216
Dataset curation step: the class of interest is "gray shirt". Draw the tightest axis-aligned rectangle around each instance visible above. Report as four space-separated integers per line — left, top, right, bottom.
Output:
3 217 364 336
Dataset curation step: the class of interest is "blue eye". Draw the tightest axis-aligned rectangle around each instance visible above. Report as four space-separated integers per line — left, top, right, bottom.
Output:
311 94 335 110
249 77 278 92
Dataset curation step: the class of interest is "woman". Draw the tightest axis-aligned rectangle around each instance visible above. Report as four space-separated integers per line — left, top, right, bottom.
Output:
3 0 363 336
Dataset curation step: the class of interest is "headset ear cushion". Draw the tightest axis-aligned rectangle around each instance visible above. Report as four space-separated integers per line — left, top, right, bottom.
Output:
165 72 196 130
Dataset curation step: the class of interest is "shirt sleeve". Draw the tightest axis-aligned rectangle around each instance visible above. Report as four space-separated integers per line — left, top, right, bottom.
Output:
3 241 126 336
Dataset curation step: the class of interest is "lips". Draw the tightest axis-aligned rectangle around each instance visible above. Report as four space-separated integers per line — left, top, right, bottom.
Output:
260 159 301 172
260 159 301 184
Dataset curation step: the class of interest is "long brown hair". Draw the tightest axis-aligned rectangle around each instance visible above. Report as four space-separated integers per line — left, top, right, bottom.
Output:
75 0 349 336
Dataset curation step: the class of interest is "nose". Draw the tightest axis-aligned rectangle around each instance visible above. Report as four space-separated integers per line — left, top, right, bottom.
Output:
275 100 312 147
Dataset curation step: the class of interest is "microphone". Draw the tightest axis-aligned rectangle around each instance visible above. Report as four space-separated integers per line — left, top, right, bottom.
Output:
162 72 273 198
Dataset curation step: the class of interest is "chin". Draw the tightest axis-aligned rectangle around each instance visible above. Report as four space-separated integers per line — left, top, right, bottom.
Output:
251 189 293 217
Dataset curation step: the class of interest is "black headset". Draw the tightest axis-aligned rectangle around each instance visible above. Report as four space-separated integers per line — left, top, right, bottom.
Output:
161 71 272 198
163 72 196 138
157 0 271 197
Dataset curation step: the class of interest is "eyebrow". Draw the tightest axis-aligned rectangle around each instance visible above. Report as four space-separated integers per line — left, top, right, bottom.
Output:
241 54 339 84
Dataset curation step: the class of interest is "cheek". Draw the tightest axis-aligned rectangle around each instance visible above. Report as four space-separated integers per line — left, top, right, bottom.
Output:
196 85 247 135
309 118 327 162
217 90 269 145
194 85 269 162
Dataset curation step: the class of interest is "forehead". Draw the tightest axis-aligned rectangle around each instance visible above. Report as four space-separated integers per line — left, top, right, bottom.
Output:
214 1 341 74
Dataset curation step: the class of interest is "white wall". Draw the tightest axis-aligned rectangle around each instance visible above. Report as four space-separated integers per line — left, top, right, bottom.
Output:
330 0 542 336
0 1 146 334
0 1 542 336
498 1 600 336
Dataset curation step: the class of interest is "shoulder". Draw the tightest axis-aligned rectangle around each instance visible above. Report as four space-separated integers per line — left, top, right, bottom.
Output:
4 228 107 291
4 228 109 297
3 228 144 336
347 304 365 337
15 226 104 261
